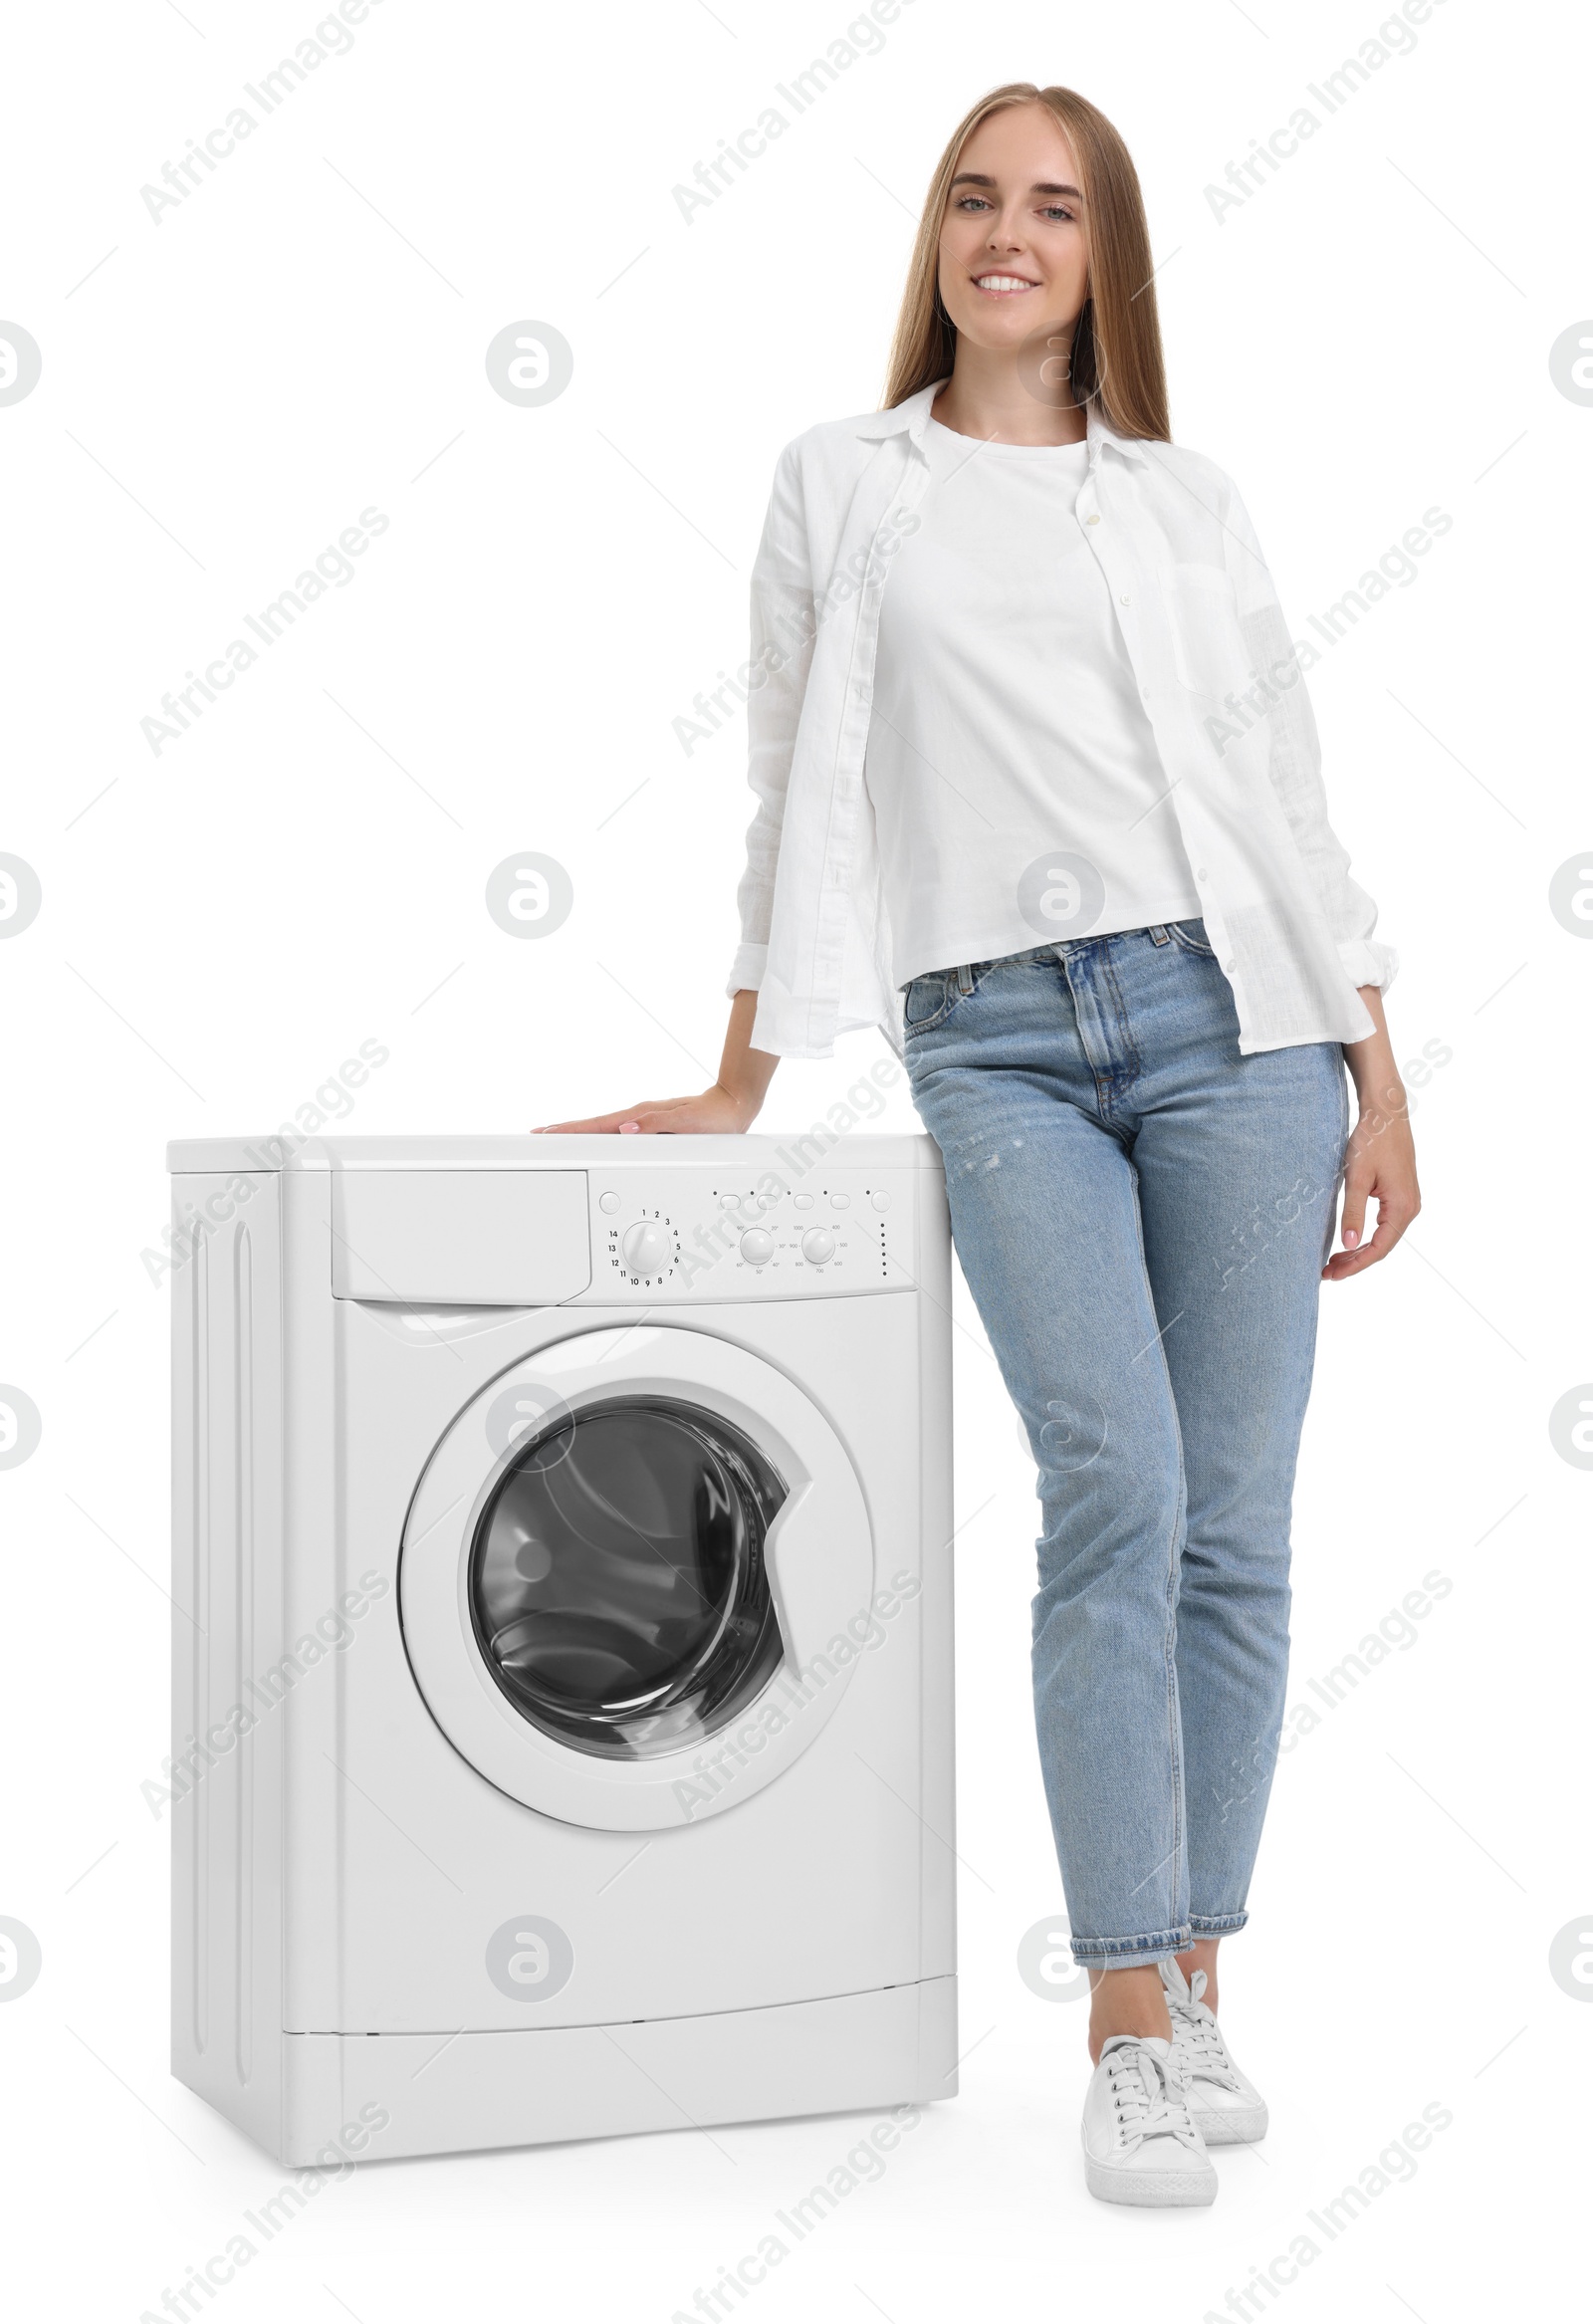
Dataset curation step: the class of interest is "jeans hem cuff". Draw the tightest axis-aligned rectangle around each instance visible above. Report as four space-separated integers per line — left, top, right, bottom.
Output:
1187 1913 1249 1936
1070 1927 1192 1967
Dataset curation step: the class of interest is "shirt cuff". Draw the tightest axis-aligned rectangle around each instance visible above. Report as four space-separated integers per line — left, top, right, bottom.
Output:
726 942 768 998
1338 937 1399 994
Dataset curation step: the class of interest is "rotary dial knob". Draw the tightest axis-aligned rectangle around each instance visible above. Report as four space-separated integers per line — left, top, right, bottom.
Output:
619 1220 673 1275
739 1228 775 1266
800 1227 836 1265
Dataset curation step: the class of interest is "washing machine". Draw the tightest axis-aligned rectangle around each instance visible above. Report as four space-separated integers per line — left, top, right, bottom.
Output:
165 1134 956 2164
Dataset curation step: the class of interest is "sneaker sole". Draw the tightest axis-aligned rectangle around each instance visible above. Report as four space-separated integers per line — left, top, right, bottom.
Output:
1083 2156 1218 2207
1192 2102 1268 2146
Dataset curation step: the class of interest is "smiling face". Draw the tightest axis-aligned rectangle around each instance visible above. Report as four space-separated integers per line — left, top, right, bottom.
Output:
936 103 1090 364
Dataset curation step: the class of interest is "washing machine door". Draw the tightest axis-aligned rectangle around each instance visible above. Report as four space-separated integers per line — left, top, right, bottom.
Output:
399 1324 875 1829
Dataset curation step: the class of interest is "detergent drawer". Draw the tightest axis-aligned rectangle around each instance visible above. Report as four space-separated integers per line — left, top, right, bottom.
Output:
330 1169 591 1304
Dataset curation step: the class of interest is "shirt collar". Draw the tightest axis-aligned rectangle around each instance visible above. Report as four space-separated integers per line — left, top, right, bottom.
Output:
855 379 1152 467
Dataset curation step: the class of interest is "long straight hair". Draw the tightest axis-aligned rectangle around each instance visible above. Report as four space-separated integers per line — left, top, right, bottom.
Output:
882 83 1170 440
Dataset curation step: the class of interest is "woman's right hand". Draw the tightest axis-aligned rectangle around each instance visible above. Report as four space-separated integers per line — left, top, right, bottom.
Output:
536 1082 758 1136
535 992 780 1136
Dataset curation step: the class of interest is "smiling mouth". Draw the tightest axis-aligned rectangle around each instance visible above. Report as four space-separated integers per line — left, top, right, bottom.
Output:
972 273 1040 295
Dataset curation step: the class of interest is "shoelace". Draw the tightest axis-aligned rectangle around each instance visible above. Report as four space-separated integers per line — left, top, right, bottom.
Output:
1167 1971 1242 2092
1104 2042 1204 2153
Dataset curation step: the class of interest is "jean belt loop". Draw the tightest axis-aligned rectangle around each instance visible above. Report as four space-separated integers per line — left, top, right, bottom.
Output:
1148 924 1171 946
956 962 975 996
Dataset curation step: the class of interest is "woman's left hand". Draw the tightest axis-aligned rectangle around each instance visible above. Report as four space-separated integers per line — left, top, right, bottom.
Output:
1327 986 1422 1281
1324 1102 1420 1279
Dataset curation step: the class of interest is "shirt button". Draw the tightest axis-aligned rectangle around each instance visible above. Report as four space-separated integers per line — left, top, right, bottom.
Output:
1197 866 1210 880
1085 513 1100 526
1119 593 1131 605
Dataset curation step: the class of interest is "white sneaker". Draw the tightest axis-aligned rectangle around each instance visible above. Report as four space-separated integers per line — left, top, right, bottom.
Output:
1159 1958 1268 2145
1080 2033 1218 2207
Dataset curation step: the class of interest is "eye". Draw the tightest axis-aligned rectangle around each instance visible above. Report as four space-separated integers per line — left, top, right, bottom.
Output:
1039 203 1077 223
954 194 994 213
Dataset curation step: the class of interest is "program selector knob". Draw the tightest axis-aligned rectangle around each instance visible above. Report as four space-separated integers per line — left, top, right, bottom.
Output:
800 1227 835 1265
620 1220 672 1275
738 1228 775 1266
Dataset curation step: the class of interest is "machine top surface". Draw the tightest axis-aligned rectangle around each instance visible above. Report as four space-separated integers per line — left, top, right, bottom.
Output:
167 1132 941 1174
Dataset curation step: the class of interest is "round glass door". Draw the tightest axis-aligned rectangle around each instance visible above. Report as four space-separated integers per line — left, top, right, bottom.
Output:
468 1396 787 1759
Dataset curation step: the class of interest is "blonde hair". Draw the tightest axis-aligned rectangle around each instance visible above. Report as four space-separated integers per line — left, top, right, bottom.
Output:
882 82 1170 440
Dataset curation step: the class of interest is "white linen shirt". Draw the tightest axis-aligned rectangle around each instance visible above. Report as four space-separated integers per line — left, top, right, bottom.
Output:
727 380 1397 1060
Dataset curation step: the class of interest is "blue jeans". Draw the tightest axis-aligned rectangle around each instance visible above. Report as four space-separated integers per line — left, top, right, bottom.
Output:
903 923 1350 1967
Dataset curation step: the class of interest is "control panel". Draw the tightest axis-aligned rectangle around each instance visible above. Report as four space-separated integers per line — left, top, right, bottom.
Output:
579 1164 915 1301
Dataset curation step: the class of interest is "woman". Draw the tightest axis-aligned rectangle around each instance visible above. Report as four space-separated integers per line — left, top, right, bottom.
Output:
546 82 1419 2207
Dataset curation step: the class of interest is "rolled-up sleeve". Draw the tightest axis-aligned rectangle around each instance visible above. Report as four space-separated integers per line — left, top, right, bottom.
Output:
726 442 817 998
1220 481 1398 997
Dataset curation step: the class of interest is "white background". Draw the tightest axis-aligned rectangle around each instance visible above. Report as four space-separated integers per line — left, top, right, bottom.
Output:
2 0 1589 2316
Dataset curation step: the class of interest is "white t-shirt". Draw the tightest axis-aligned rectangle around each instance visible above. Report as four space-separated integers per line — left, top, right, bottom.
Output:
866 417 1202 988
